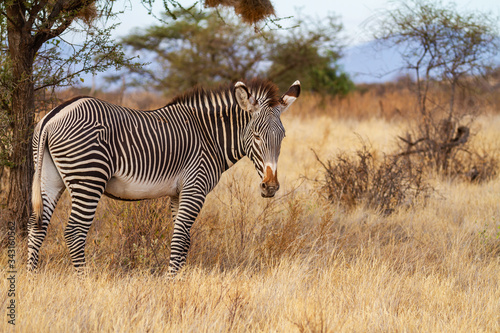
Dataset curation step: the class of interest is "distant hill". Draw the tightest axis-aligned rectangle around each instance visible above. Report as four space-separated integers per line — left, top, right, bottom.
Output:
339 41 406 84
340 40 500 84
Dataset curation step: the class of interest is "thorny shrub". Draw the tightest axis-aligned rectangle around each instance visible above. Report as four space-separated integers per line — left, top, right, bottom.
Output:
397 121 469 172
398 120 498 182
313 143 432 214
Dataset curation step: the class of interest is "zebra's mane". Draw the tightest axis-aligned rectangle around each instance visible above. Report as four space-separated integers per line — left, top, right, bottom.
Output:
166 79 281 109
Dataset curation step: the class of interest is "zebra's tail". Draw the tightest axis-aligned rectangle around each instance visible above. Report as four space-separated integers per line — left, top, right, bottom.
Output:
32 128 48 229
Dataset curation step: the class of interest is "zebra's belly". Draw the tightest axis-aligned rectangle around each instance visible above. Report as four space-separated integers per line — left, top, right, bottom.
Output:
104 175 179 200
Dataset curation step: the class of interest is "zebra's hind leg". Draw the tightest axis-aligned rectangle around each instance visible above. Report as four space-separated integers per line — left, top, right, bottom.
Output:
167 189 206 277
65 183 104 276
27 163 65 274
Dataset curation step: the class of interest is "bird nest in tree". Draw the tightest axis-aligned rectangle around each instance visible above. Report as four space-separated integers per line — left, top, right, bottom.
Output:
205 0 275 24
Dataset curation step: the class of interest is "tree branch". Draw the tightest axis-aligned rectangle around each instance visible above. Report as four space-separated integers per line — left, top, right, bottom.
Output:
27 0 49 27
33 0 95 50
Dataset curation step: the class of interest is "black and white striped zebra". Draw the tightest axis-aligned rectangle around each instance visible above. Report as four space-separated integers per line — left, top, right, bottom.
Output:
28 79 300 275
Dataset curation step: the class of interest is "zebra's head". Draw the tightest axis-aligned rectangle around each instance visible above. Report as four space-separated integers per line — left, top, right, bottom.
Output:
235 80 300 198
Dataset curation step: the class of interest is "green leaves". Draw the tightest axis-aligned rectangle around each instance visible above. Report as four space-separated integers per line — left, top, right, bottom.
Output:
268 14 353 96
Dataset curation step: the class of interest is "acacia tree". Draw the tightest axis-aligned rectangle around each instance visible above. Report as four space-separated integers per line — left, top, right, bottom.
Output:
0 0 139 231
1 0 276 232
268 14 354 96
117 10 353 97
119 8 271 96
372 0 499 173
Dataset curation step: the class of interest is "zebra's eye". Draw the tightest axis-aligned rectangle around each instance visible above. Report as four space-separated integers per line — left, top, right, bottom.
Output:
253 133 261 141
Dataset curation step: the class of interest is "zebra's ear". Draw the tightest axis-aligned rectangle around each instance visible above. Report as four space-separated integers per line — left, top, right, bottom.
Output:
278 80 301 114
235 82 258 114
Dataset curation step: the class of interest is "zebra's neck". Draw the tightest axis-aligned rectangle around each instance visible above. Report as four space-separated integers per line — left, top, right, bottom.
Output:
162 90 251 170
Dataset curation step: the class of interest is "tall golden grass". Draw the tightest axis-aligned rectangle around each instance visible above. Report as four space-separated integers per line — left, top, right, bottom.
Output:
1 91 500 332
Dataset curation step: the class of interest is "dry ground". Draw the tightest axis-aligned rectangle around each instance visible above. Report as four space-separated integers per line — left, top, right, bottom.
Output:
1 95 500 332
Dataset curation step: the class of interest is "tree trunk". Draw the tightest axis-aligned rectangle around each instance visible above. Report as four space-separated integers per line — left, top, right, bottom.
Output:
6 11 36 235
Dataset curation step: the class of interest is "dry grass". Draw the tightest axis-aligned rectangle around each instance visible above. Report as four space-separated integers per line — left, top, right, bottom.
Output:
1 93 500 332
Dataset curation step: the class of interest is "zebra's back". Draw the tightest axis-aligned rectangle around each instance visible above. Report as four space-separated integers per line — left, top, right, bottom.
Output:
39 96 205 200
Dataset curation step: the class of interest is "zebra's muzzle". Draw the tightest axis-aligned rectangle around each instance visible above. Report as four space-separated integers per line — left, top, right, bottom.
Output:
260 185 279 197
260 166 279 197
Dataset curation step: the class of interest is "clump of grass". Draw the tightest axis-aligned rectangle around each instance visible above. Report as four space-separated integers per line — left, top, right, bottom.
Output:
187 168 310 272
313 142 432 214
91 197 173 273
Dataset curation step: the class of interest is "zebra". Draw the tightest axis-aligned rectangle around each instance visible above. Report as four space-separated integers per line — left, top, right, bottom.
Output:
27 78 300 276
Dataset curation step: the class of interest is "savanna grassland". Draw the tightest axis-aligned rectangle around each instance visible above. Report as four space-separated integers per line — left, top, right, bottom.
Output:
2 88 500 332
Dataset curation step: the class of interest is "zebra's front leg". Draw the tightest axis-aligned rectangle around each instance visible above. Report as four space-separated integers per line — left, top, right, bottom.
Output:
168 189 206 276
